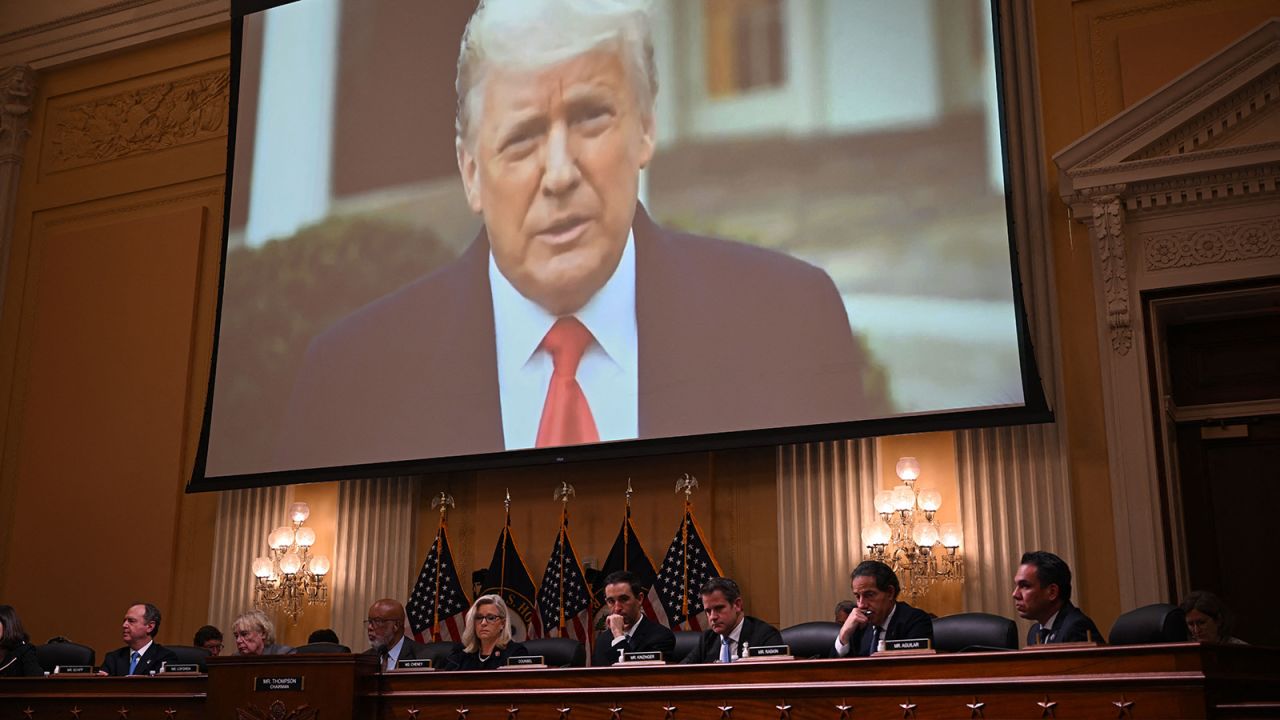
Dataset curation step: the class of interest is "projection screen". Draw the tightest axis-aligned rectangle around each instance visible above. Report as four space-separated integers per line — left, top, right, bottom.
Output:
192 0 1048 489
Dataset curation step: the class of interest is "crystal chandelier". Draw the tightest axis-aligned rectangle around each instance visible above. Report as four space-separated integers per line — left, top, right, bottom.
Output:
251 502 331 623
861 457 964 598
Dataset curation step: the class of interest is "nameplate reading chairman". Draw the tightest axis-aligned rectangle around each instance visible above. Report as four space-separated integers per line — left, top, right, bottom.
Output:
276 0 875 469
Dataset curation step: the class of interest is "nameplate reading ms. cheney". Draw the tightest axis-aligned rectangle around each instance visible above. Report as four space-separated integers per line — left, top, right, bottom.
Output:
394 659 433 670
255 676 304 691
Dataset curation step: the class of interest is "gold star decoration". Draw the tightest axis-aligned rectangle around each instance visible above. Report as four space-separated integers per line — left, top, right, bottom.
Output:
69 708 82 719
776 704 792 720
557 706 572 720
663 704 678 720
117 708 130 719
457 707 470 720
407 708 421 719
836 702 854 720
609 706 623 720
507 706 520 720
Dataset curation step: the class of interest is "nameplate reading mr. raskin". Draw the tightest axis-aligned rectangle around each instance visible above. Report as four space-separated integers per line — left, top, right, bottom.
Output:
256 676 304 692
507 655 544 667
621 651 663 663
395 659 432 670
746 645 790 657
884 638 931 652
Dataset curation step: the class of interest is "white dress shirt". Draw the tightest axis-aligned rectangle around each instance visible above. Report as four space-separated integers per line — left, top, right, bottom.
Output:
489 231 639 449
384 635 406 669
833 603 898 657
718 616 747 662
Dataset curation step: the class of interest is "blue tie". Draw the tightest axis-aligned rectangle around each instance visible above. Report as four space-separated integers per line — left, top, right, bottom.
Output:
128 651 140 674
720 636 732 664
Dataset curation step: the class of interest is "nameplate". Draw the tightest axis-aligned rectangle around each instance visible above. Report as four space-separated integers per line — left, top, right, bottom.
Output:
620 650 664 663
880 638 935 654
255 676 304 691
745 645 790 658
1022 640 1099 651
159 662 200 674
393 659 433 671
53 665 93 674
504 655 545 668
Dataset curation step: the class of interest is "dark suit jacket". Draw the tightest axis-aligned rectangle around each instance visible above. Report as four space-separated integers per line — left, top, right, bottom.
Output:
99 642 178 676
681 616 783 664
276 204 877 470
0 643 43 677
1026 601 1105 645
443 641 529 671
591 616 677 666
362 636 434 667
838 601 934 657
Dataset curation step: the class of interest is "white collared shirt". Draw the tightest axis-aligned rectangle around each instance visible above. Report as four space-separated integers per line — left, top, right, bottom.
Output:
1039 610 1060 641
611 615 646 648
489 231 639 449
833 603 898 657
385 636 406 669
718 616 746 662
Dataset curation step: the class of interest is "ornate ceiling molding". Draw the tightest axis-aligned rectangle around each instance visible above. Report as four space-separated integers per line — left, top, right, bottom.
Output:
0 0 229 70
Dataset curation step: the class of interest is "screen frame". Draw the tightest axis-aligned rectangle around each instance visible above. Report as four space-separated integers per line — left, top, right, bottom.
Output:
188 0 1052 493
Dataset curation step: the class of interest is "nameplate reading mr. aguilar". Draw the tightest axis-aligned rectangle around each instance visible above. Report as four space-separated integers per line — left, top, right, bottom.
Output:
256 676 304 692
883 638 931 652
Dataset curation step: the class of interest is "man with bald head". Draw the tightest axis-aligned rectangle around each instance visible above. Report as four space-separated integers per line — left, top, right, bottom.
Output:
363 598 433 671
276 0 874 470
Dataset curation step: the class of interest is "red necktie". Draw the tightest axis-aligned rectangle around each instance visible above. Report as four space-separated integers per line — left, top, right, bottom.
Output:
535 317 599 447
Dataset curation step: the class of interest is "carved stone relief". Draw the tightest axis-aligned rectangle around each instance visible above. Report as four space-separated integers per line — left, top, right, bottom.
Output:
1089 192 1133 355
1144 217 1280 270
0 65 35 161
48 68 228 172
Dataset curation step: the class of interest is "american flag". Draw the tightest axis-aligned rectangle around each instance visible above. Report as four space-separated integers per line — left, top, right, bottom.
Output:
654 509 722 630
406 520 469 643
593 510 669 628
536 515 593 645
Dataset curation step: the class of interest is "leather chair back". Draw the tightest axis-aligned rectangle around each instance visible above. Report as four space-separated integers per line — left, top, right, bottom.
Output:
522 638 586 667
1109 604 1187 645
293 641 352 654
781 621 840 659
34 640 95 672
421 642 462 666
932 612 1018 652
163 645 213 671
670 631 702 664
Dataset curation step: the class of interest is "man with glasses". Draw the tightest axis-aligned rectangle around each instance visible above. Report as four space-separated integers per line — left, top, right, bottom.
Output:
591 570 675 666
363 598 433 671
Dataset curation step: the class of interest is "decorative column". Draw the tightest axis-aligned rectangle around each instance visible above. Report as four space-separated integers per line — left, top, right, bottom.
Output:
0 65 35 322
776 438 877 627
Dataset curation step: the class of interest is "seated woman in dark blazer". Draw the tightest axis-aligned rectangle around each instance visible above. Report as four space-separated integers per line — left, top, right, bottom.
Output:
0 604 44 677
443 594 528 671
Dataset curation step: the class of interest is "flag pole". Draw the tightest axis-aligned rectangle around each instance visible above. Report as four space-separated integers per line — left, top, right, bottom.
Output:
500 489 511 596
553 481 576 636
674 473 698 625
623 478 633 570
429 491 456 642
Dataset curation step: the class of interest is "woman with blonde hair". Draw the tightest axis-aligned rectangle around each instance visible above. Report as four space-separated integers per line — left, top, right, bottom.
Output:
232 609 294 656
444 594 528 670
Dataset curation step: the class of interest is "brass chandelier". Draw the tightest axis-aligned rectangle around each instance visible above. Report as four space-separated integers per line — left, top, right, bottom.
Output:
861 457 964 598
251 501 331 623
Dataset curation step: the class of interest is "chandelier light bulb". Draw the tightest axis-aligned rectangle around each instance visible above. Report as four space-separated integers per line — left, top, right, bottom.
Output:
895 457 921 481
891 484 916 511
940 523 963 549
279 551 303 575
294 526 317 548
268 526 294 550
918 488 942 512
251 557 274 579
310 555 331 576
912 523 940 547
289 501 311 524
874 490 895 514
868 520 892 546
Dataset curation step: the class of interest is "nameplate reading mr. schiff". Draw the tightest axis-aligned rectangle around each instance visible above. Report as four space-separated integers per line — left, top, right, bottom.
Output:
53 665 93 675
255 676 304 692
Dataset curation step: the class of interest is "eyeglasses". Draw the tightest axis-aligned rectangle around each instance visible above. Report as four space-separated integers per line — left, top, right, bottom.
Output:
366 617 398 626
475 614 503 624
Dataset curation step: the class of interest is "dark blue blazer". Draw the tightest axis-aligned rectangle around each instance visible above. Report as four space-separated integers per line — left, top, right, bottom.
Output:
1026 601 1105 645
681 616 783 664
276 205 876 469
591 616 677 666
840 601 934 657
99 642 177 676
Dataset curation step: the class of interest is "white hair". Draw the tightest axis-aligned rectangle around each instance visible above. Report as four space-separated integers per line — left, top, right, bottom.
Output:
455 0 658 147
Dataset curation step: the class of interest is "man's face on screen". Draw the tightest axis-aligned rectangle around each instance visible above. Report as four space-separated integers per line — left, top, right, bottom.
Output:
459 49 655 316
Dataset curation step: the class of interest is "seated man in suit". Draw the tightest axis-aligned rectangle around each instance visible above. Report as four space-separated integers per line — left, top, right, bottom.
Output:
833 561 933 657
193 624 223 656
1013 550 1104 645
98 603 177 676
275 0 878 471
364 598 432 670
681 577 782 664
591 570 675 665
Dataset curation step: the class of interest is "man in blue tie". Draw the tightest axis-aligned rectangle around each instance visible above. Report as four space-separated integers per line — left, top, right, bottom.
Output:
680 577 782 664
1013 551 1104 646
832 561 933 657
98 603 177 676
